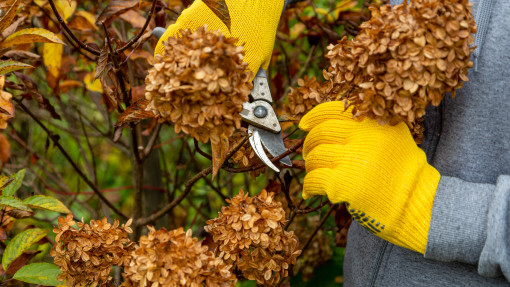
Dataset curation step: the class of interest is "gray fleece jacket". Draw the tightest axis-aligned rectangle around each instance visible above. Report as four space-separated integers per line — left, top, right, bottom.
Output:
343 0 510 285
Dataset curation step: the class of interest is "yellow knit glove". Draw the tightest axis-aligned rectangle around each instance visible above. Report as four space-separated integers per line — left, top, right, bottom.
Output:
154 0 285 76
299 101 441 254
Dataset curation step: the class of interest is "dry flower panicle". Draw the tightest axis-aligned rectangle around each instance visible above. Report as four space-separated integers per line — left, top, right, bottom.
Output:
122 227 236 287
145 25 253 145
205 190 301 286
285 76 335 120
324 0 476 141
50 215 134 287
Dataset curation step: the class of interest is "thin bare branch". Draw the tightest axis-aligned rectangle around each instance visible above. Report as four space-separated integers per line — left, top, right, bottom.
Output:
14 99 127 219
284 199 304 230
143 123 161 157
117 0 158 54
194 139 212 161
34 2 97 61
134 164 213 227
134 135 250 226
47 0 101 56
299 205 336 255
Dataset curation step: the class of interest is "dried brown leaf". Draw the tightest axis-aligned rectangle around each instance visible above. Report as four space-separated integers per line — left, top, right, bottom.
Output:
119 10 147 28
211 133 229 179
5 208 33 219
115 99 155 127
3 50 40 61
1 16 25 39
96 0 149 25
95 46 109 79
202 0 231 31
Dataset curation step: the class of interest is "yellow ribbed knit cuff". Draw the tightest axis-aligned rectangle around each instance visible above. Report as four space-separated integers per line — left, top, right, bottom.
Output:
394 164 440 253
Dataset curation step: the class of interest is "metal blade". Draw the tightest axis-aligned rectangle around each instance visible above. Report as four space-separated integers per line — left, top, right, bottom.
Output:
257 127 292 167
248 125 292 169
249 128 280 172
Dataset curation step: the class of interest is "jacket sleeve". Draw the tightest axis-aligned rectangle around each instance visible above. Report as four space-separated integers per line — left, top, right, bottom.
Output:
424 175 510 281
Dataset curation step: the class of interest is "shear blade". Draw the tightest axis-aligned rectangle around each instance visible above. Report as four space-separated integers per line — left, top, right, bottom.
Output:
249 128 280 172
258 128 292 167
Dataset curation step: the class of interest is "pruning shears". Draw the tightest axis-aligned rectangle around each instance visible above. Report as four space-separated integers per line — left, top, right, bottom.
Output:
153 28 292 173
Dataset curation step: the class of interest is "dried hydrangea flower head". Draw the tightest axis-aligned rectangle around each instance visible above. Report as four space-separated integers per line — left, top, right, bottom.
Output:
324 0 476 141
285 76 335 120
205 190 302 286
50 215 134 287
121 227 236 287
145 25 253 144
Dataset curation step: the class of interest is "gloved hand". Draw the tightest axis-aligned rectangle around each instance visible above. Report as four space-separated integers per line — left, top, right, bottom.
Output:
299 101 441 254
154 0 285 76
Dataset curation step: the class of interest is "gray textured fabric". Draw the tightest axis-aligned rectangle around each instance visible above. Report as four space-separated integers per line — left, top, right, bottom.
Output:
479 175 510 278
343 0 510 285
473 0 495 71
424 176 494 264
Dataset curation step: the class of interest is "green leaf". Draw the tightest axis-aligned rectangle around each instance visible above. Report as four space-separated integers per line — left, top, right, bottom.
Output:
13 263 63 286
0 60 33 75
2 228 47 269
23 195 71 214
0 28 66 48
2 169 26 196
0 196 31 212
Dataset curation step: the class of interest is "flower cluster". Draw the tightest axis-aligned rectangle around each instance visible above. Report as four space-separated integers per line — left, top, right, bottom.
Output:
51 215 134 287
122 227 236 287
205 190 301 286
145 25 253 144
324 0 476 140
285 76 335 120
